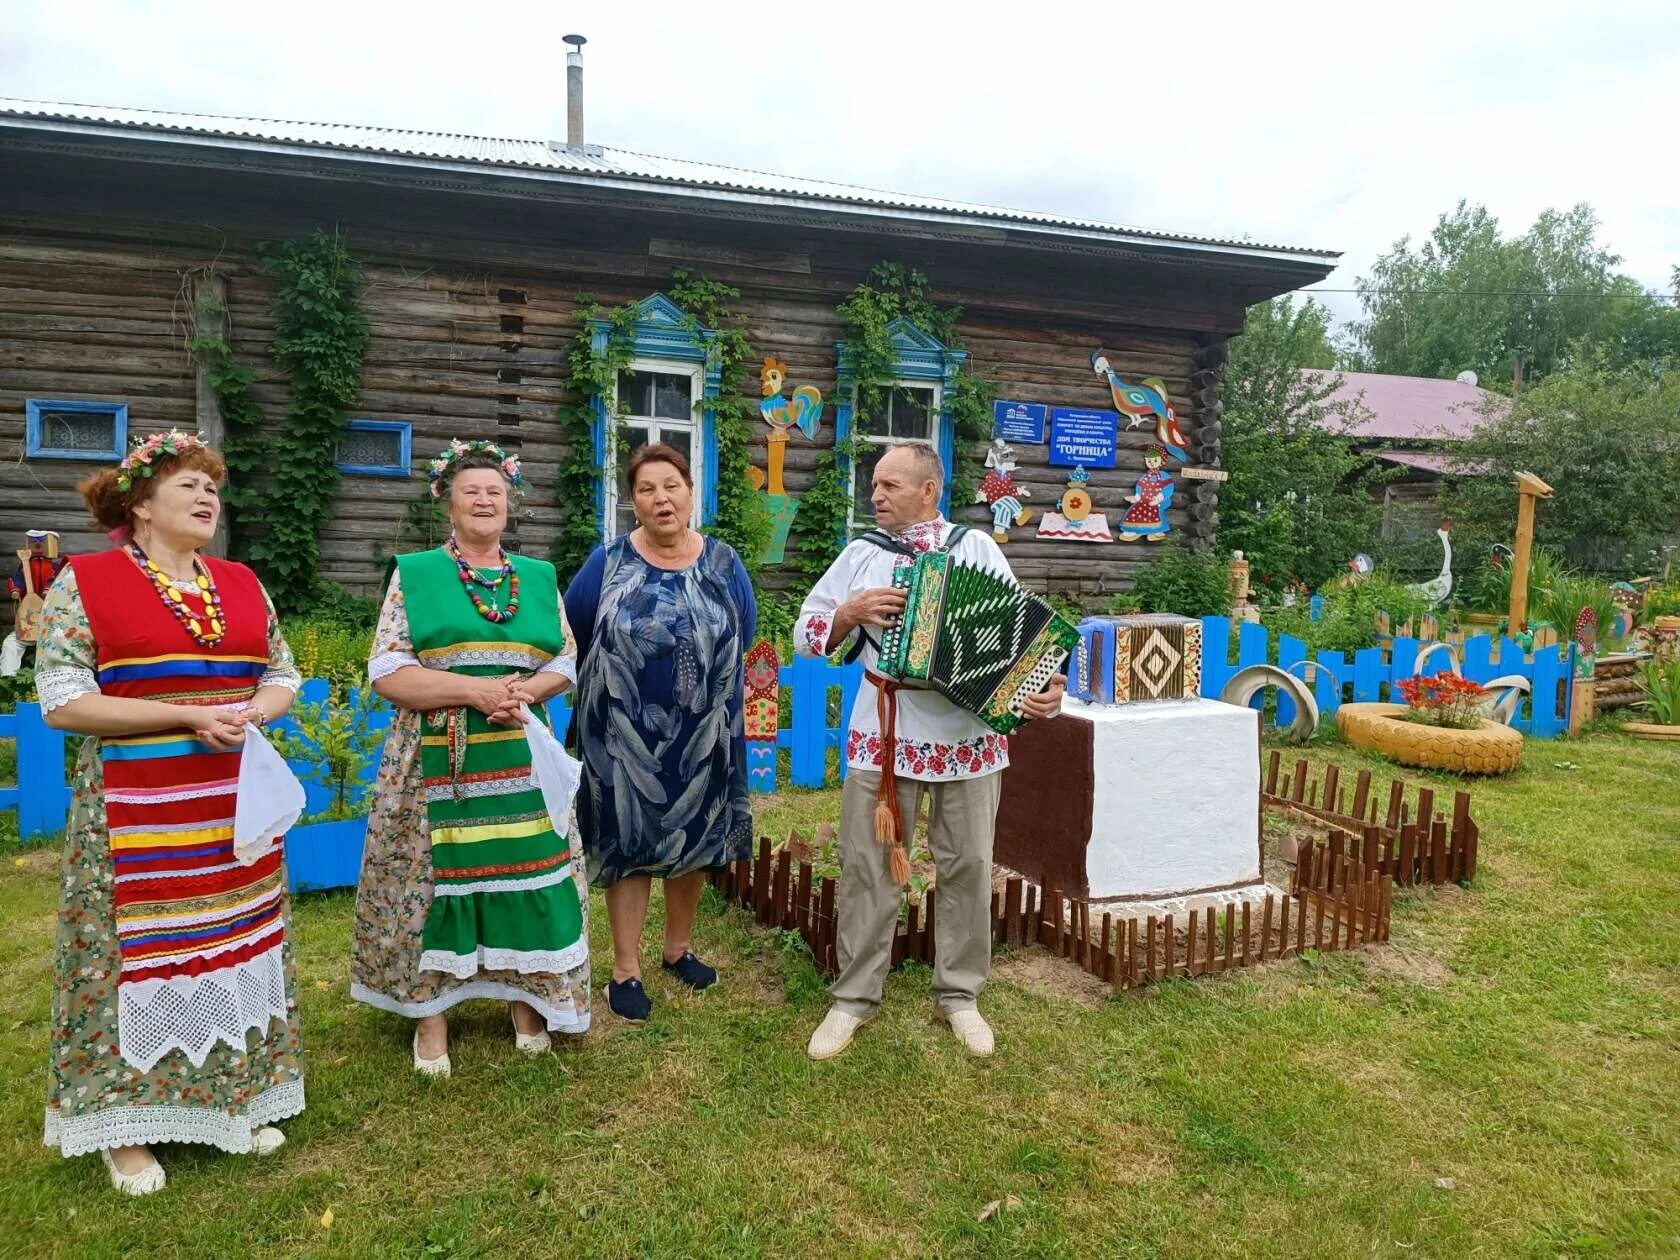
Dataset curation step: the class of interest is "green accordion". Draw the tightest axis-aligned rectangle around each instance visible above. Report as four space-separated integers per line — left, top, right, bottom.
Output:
875 551 1079 734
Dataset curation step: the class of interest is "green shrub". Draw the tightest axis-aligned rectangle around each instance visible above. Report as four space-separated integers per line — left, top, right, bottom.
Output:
281 616 374 697
1267 572 1432 654
1642 582 1680 622
1131 545 1233 618
0 666 36 711
1535 574 1622 649
1637 656 1680 725
269 693 386 821
1105 591 1142 616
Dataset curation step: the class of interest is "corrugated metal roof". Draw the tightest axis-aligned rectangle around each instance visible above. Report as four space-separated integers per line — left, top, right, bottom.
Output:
0 97 1338 263
1308 370 1505 441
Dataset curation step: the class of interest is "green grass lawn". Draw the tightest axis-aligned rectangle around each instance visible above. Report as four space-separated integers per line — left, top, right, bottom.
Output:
2 728 1678 1258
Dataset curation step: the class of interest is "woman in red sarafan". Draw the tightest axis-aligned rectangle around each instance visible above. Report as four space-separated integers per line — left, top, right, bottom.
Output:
34 431 304 1197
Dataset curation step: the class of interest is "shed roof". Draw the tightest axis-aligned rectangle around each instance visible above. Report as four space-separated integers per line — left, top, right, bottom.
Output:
0 97 1339 268
1309 370 1504 442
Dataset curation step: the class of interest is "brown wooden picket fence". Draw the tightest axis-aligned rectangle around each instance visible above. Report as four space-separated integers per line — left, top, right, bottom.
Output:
711 834 1394 990
1261 751 1479 887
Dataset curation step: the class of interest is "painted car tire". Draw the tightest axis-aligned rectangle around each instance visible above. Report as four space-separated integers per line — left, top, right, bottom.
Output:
1220 665 1320 744
1335 702 1523 774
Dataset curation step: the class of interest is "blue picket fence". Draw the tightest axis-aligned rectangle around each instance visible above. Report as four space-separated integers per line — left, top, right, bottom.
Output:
0 618 1579 846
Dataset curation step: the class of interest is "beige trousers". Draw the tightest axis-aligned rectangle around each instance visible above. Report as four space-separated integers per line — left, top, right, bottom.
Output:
831 768 1003 1019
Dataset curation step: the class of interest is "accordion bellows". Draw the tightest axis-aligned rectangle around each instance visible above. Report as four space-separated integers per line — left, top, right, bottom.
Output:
1072 614 1203 704
876 553 1078 734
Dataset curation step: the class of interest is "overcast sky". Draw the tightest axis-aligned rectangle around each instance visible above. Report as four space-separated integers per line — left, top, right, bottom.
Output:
4 1 1676 330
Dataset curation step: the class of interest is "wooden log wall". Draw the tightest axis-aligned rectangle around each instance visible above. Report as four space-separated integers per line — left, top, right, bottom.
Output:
0 151 1264 615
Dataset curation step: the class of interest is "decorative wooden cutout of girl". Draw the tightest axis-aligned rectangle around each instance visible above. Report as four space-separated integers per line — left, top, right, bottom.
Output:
1118 447 1175 542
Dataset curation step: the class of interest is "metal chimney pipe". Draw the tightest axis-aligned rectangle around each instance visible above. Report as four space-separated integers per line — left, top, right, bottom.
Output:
564 34 586 149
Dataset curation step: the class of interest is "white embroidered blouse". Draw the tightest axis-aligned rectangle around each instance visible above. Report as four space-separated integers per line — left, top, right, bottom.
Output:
794 517 1012 782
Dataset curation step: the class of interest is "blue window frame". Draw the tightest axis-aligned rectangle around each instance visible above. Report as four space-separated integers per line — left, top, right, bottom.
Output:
588 294 722 537
335 420 412 477
25 399 128 461
834 319 967 533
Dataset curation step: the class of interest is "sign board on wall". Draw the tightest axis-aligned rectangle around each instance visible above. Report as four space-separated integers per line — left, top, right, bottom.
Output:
993 399 1048 445
1048 408 1119 468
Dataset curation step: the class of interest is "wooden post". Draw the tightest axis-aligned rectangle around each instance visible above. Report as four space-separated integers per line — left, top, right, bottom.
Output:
189 268 230 558
1507 471 1555 634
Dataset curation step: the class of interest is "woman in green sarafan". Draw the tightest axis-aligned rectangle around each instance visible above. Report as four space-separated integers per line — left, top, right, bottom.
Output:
351 440 589 1076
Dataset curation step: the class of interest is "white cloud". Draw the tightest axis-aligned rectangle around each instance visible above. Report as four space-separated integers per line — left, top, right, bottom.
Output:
3 0 1675 330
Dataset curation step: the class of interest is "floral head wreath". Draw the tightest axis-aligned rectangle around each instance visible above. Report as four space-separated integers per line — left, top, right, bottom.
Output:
428 439 523 499
114 430 208 493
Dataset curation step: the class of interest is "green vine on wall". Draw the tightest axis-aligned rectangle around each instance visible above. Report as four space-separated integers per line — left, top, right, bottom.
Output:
795 263 994 578
551 297 638 579
248 230 370 613
188 303 267 551
667 268 772 590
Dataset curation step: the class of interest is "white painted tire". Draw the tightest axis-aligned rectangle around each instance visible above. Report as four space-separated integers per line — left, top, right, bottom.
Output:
1220 665 1320 743
1481 674 1530 726
1413 641 1461 676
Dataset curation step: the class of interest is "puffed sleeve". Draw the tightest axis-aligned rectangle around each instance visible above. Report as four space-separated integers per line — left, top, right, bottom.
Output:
257 583 302 693
32 567 99 714
367 570 420 683
794 542 864 659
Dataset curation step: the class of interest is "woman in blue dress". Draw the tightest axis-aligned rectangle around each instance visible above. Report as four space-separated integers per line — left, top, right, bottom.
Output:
564 443 756 1022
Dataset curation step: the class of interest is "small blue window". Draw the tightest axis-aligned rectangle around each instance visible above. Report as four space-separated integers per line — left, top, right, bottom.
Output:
335 420 412 477
25 399 128 461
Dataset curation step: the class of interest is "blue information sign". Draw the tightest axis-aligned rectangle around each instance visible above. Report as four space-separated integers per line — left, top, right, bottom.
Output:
992 399 1048 444
1048 408 1119 468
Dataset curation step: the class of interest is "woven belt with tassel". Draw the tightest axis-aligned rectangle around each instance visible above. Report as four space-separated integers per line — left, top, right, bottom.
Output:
864 669 913 887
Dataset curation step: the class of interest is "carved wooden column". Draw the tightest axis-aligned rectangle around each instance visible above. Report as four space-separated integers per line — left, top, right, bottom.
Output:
1185 334 1228 553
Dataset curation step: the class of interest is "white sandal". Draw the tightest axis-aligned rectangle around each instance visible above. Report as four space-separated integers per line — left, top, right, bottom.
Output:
251 1125 286 1156
413 1026 451 1077
101 1147 166 1196
512 1006 551 1056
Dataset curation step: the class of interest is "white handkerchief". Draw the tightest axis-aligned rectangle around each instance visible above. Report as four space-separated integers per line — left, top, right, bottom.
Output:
233 724 307 865
522 707 583 836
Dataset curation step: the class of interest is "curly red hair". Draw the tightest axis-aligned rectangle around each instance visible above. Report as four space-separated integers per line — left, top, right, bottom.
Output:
77 445 228 533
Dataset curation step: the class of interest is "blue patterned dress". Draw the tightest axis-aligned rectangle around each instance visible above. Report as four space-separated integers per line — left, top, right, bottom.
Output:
564 535 756 887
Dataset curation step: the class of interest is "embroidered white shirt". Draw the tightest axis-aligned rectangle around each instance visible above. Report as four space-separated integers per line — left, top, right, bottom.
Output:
795 517 1013 782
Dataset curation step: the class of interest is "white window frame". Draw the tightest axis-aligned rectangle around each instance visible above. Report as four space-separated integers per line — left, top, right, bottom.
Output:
603 357 707 541
845 378 943 535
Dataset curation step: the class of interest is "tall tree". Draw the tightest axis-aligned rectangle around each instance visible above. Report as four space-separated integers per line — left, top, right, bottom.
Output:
1346 201 1680 387
1442 352 1680 573
1221 297 1384 591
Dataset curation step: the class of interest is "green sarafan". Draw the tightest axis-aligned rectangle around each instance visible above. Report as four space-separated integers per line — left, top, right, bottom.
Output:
2 729 1677 1256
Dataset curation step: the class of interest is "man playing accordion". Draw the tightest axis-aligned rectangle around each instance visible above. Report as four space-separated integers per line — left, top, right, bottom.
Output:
795 443 1064 1060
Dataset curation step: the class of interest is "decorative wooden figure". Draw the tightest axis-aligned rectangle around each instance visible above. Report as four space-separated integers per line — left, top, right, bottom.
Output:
1117 448 1174 542
743 640 781 792
1404 522 1453 606
1091 352 1187 462
1036 466 1113 542
752 357 824 564
8 529 65 645
975 437 1032 541
1507 472 1554 633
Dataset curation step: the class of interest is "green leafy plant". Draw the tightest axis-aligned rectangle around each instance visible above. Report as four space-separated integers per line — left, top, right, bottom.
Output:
187 291 268 546
1640 582 1680 622
269 693 386 821
1535 574 1621 650
1266 572 1432 654
1104 591 1143 615
281 617 375 698
798 263 994 578
243 231 370 613
1636 656 1680 724
667 269 773 591
0 665 36 711
1131 545 1234 618
552 298 638 580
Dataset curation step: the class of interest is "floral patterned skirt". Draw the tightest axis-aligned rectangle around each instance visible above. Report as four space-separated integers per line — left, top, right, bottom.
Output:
45 742 305 1157
349 710 592 1033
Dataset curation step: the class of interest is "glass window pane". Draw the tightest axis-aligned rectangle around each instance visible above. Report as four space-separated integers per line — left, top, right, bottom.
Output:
889 387 934 439
336 426 404 469
618 370 654 417
42 410 116 452
852 444 885 529
653 373 692 421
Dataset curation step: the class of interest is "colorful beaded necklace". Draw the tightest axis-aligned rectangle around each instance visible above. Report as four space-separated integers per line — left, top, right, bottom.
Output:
446 535 520 624
129 543 225 646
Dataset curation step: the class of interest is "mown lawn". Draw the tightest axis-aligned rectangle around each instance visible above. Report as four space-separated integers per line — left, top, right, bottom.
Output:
1 727 1677 1258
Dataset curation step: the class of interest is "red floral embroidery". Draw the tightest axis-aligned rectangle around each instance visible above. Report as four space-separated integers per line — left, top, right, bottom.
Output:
799 616 831 656
845 730 1008 778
